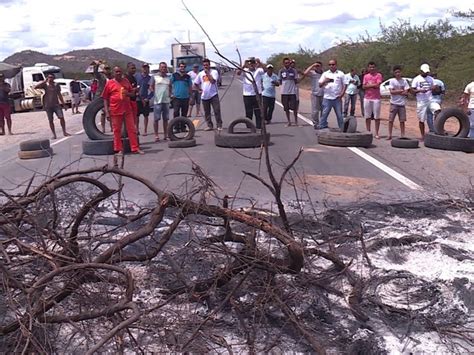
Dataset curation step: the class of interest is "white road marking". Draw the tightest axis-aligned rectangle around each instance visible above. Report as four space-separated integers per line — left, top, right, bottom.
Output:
275 99 423 191
0 129 85 167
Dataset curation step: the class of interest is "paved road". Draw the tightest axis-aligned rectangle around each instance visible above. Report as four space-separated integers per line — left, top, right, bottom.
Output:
0 73 472 209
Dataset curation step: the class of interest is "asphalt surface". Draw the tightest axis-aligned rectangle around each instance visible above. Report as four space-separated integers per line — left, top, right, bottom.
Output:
0 73 472 209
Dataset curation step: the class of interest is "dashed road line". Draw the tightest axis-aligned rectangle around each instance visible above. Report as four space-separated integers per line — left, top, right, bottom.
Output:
275 100 423 191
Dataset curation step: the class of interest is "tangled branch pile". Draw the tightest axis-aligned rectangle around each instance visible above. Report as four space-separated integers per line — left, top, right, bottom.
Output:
0 165 473 353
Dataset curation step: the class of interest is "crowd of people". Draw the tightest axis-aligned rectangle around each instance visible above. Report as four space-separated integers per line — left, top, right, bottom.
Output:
1 56 473 151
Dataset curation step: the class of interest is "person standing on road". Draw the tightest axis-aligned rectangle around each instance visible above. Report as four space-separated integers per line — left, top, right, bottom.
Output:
411 64 441 141
317 59 346 130
135 63 153 136
431 72 446 105
0 73 13 135
171 62 193 131
193 58 222 131
70 78 82 114
462 80 474 138
35 74 70 140
149 62 172 141
343 68 360 117
92 60 113 133
102 66 143 155
358 68 367 117
187 64 202 118
261 64 279 124
125 62 139 130
279 57 299 126
302 61 324 128
387 65 410 140
363 61 383 138
236 57 264 129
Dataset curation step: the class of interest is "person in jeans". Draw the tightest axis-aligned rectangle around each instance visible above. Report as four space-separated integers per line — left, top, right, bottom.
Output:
102 66 143 155
387 65 410 140
35 73 70 139
171 62 193 131
261 64 279 124
318 59 346 130
237 57 264 128
0 73 12 135
302 61 324 128
343 68 360 117
135 63 153 136
149 62 172 141
193 58 222 131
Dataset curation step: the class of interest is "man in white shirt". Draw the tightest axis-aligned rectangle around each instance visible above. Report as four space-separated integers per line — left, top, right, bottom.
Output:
236 58 264 128
302 61 324 128
387 65 410 140
193 58 222 131
411 63 441 140
462 81 474 138
318 59 346 130
343 68 360 117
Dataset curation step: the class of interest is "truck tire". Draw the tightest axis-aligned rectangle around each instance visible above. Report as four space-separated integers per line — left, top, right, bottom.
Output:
317 131 373 148
82 138 132 156
168 138 197 148
391 137 419 149
342 116 357 133
424 132 474 153
227 118 257 134
18 148 53 160
82 98 128 140
214 132 270 148
434 108 470 138
19 139 50 151
167 117 195 141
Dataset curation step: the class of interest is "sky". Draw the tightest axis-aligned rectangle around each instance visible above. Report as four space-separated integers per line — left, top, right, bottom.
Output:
0 0 472 66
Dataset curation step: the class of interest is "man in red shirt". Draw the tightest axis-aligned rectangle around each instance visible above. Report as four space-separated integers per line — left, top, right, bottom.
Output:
102 66 143 155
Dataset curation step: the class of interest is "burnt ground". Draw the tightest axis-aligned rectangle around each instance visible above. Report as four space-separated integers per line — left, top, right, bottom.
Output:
0 174 473 354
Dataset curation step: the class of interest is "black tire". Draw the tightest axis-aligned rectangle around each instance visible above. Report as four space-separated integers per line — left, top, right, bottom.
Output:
424 132 474 153
227 118 257 134
18 148 53 159
167 117 196 141
434 108 470 138
19 139 50 151
82 138 132 156
83 98 109 140
343 116 357 133
391 137 419 149
317 131 373 148
168 138 197 148
214 132 270 148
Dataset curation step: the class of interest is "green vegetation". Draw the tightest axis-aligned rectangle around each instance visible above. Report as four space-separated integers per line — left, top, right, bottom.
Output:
267 18 474 99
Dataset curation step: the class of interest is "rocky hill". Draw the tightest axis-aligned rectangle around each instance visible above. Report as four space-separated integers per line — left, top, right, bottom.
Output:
3 48 145 76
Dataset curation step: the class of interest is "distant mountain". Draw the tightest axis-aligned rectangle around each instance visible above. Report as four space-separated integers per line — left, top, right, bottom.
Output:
3 48 146 76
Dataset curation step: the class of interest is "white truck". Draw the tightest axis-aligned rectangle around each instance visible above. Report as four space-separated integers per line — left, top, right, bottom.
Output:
171 42 206 73
6 63 71 112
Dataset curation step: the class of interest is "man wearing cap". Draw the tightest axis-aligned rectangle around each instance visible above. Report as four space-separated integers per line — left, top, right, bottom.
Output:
236 58 264 128
187 64 202 117
303 61 324 128
0 73 13 135
136 63 154 135
261 64 279 124
411 63 441 140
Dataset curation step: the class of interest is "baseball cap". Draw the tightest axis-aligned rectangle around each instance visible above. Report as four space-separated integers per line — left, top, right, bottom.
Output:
420 64 430 73
0 73 4 78
142 63 150 67
193 64 199 68
266 64 273 69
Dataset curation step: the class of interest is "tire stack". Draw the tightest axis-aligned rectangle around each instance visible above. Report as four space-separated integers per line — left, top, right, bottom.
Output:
167 117 197 148
214 118 270 148
82 98 132 155
18 139 53 160
425 108 474 153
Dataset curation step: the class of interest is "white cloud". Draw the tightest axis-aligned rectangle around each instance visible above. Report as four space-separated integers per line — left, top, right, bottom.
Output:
0 0 472 65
